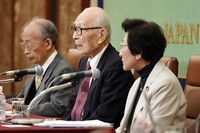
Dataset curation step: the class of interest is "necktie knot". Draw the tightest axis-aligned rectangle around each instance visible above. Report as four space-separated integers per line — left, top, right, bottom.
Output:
86 61 91 70
35 75 42 90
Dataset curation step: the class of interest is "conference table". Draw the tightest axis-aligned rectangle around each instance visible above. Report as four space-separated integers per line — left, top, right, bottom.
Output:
0 114 115 133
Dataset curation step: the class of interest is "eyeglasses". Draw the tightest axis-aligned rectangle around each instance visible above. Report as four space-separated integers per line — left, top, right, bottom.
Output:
71 26 102 36
20 40 43 50
120 41 128 49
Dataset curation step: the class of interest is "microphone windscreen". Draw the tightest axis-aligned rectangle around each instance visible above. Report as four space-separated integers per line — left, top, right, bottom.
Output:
35 65 43 76
91 68 100 79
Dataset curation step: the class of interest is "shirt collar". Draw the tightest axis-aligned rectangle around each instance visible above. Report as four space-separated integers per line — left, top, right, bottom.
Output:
88 44 108 69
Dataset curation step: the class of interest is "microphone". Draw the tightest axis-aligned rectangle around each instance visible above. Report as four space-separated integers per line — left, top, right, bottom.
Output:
0 65 43 76
46 68 100 90
60 68 100 80
9 69 100 125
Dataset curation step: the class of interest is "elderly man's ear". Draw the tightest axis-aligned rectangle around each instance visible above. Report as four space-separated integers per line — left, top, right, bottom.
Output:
98 28 107 44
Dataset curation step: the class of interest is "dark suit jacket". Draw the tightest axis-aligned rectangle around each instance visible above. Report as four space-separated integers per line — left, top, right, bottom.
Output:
8 53 74 117
63 44 134 128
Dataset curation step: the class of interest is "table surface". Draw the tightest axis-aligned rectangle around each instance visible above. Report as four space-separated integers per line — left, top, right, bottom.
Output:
0 114 115 133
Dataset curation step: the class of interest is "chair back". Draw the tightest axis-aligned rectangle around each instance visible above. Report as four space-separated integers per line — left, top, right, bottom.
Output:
184 55 200 133
184 55 200 119
161 57 178 76
66 48 84 71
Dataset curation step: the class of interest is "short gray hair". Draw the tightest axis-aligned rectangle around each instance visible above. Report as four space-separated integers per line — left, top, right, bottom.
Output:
21 17 58 46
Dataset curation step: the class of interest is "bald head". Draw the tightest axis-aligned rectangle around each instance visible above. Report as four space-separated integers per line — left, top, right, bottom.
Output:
76 7 111 40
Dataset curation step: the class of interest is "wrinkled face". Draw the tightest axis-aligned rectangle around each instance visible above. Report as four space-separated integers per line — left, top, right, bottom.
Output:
119 33 137 71
20 23 50 65
72 11 105 59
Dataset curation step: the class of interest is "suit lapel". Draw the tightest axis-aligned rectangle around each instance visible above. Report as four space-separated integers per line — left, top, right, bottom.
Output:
85 44 114 98
133 61 166 121
128 78 146 121
81 44 114 119
36 53 61 95
96 44 114 70
125 79 140 124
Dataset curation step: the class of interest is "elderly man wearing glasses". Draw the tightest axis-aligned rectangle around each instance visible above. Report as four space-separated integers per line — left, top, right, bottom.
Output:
62 7 134 128
6 17 74 117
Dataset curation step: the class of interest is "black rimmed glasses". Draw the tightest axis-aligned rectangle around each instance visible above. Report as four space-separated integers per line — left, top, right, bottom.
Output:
71 26 102 36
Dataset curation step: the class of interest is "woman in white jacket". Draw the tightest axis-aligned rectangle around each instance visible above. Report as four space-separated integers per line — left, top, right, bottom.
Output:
116 18 187 133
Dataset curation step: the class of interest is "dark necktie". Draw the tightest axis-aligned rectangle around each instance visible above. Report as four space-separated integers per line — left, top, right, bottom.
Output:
71 61 91 120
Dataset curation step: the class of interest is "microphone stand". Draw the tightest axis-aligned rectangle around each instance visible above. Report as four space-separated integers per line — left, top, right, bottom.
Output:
0 78 17 83
195 115 200 133
185 114 200 133
0 73 26 83
10 82 74 124
142 91 158 133
0 77 22 83
26 82 73 118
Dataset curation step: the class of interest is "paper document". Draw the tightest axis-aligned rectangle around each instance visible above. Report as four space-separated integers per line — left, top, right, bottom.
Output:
1 125 31 128
34 120 113 128
5 111 12 116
